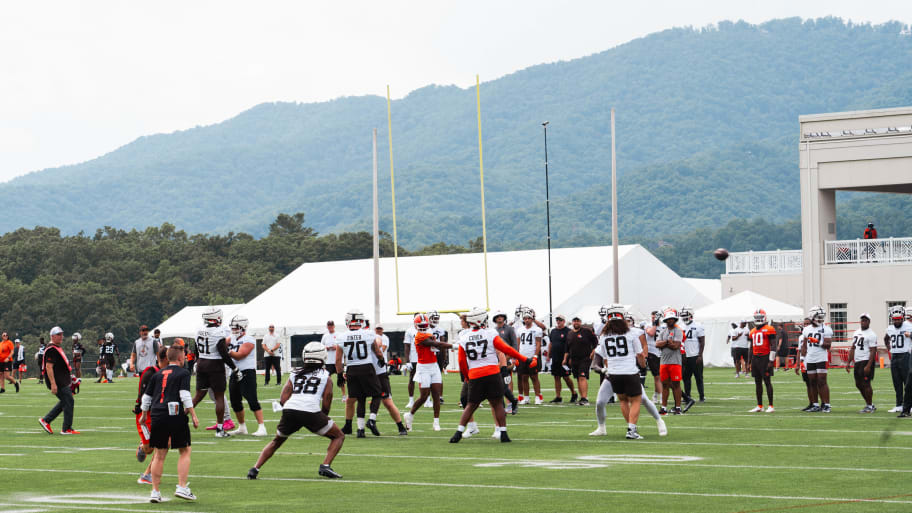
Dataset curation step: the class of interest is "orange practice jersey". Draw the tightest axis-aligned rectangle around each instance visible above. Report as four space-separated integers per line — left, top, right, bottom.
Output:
0 340 12 361
750 325 776 355
415 332 438 364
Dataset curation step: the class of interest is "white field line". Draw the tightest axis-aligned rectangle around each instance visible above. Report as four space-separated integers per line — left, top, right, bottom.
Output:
0 502 197 513
0 467 910 505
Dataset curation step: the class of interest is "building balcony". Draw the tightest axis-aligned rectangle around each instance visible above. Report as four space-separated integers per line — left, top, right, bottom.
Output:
825 237 912 265
725 250 802 274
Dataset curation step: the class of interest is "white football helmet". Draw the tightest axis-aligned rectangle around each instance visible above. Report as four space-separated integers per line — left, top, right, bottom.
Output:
466 307 488 329
605 304 626 322
521 307 534 320
661 308 678 323
345 309 365 330
680 307 694 323
491 310 507 323
808 305 826 324
230 315 249 334
598 305 610 321
72 332 82 342
202 306 222 326
302 341 327 365
514 305 526 319
104 332 114 342
427 310 440 327
624 312 636 324
889 305 905 321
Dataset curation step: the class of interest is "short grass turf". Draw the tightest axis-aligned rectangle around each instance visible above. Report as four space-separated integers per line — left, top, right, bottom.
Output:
1 368 910 513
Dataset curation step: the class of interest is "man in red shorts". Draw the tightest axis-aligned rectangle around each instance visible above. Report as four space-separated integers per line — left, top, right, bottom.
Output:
748 309 777 413
656 308 685 415
134 346 169 484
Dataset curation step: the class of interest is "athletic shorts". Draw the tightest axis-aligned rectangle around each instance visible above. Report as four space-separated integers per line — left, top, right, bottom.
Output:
500 366 512 386
516 357 538 376
377 373 392 398
413 362 442 387
150 415 191 449
805 361 828 375
325 363 337 375
731 347 750 362
276 409 333 437
853 361 874 382
103 355 115 368
570 358 591 379
195 359 227 393
659 364 682 382
646 354 660 376
136 413 152 445
346 364 381 399
608 373 643 397
467 372 504 405
229 369 261 413
550 359 569 377
15 360 25 372
0 361 11 372
751 355 772 378
460 380 469 407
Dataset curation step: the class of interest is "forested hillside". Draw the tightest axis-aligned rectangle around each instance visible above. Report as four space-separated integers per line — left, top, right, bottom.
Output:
3 18 911 249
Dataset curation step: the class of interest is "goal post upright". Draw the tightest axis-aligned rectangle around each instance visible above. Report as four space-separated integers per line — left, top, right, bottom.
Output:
386 85 401 314
476 74 491 311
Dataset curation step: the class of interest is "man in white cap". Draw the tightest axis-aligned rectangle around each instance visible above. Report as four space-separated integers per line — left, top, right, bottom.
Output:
39 327 79 435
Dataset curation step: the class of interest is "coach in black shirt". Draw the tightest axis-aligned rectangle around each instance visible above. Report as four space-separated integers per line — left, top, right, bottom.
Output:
563 317 598 405
39 327 78 435
493 312 518 392
547 314 576 403
141 346 199 503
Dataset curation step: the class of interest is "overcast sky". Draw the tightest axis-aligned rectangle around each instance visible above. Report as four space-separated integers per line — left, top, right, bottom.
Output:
2 0 910 182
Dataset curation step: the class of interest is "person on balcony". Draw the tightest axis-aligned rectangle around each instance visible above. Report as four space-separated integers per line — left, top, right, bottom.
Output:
863 222 877 261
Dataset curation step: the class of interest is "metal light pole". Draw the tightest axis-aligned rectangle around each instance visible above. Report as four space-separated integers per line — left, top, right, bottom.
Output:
611 109 619 303
543 121 553 328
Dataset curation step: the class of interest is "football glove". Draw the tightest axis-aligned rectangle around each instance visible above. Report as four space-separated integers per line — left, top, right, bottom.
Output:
377 358 386 368
528 357 538 370
406 362 414 372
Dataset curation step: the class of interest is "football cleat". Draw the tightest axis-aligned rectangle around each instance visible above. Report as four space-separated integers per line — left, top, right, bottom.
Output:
578 398 589 406
449 431 463 443
682 398 696 413
499 431 511 443
518 397 529 405
432 420 441 432
356 429 366 438
215 429 231 438
138 473 152 485
223 419 236 430
764 406 775 413
748 406 763 413
251 426 268 437
14 382 19 393
465 424 480 438
174 486 196 500
319 464 342 478
626 428 644 440
424 398 433 408
247 467 259 480
341 421 352 435
366 419 381 436
39 418 53 434
821 405 831 413
672 407 683 415
491 430 500 439
589 426 607 436
60 429 80 435
549 397 563 403
398 426 409 436
801 404 815 412
403 412 413 431
229 425 248 436
659 406 668 416
898 411 911 418
656 418 668 437
534 395 543 405
569 393 578 403
859 406 873 414
888 406 903 413
807 405 821 412
511 398 518 415
149 490 162 503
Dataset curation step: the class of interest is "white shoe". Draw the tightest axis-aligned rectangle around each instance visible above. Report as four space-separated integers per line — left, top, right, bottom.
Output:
656 418 667 436
589 426 607 436
251 426 268 437
765 406 775 413
432 420 441 432
424 398 433 408
150 490 162 503
734 372 740 378
403 412 413 430
889 406 902 413
518 398 530 405
748 406 763 413
341 395 348 402
465 424 480 438
174 486 196 501
652 392 659 403
405 400 414 409
215 429 231 438
534 396 543 405
228 426 248 436
491 430 500 439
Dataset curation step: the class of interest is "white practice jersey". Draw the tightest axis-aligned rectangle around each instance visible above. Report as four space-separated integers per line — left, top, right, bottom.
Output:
802 324 833 364
321 331 337 354
885 322 912 354
404 327 418 363
595 331 643 375
643 325 660 357
458 328 500 370
339 329 377 367
230 334 257 371
627 326 644 349
851 328 878 362
430 326 446 354
283 368 330 413
16 344 25 361
197 325 231 360
731 327 750 349
515 324 542 358
682 322 705 357
592 319 605 338
370 334 390 375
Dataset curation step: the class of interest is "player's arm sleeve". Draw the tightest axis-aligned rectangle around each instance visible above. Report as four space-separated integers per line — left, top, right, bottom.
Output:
493 336 525 361
216 339 237 369
141 392 153 412
457 347 468 376
180 372 193 408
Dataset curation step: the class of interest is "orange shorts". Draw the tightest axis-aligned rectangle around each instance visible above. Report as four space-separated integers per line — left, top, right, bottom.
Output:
136 413 152 445
659 364 682 382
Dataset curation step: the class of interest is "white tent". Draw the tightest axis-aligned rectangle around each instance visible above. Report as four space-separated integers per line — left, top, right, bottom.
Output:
684 278 721 305
153 304 245 339
695 291 804 367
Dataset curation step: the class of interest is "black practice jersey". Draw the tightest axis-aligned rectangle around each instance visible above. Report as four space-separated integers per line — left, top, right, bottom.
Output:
146 365 191 417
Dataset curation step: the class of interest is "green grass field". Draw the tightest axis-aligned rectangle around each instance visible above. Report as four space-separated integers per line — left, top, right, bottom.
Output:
1 368 910 513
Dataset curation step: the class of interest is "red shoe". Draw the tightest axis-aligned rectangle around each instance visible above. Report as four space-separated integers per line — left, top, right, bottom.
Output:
206 419 236 431
205 423 218 430
39 418 53 434
60 429 81 435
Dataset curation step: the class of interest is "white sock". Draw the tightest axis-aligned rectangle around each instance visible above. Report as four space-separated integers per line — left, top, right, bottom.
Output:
433 417 440 424
369 413 377 421
628 422 636 430
237 422 246 431
498 426 506 432
357 418 365 430
257 422 265 429
217 423 223 431
468 421 477 431
457 425 466 432
408 395 414 402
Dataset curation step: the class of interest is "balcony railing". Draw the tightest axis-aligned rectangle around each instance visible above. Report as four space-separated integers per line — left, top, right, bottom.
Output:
725 250 802 274
825 237 912 265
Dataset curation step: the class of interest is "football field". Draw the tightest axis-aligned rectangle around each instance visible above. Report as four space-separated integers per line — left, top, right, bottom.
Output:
1 368 910 512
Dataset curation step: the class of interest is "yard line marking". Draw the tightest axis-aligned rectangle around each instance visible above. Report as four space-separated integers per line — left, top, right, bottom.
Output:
0 467 910 505
0 501 197 513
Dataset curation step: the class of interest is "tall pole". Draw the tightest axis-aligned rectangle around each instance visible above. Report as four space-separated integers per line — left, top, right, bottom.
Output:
372 128 380 325
386 86 401 313
475 75 490 310
611 108 619 303
543 121 553 328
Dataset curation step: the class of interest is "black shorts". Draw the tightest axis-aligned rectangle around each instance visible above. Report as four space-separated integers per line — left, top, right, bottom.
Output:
346 364 381 399
646 354 660 376
0 361 11 372
467 372 504 405
608 373 643 397
150 414 191 449
460 380 469 406
516 357 538 376
325 364 337 375
751 355 772 378
570 358 591 380
806 361 828 374
731 347 750 362
14 359 25 369
377 373 392 399
854 361 875 382
550 358 568 377
276 409 333 437
229 369 261 412
103 355 115 368
195 359 227 393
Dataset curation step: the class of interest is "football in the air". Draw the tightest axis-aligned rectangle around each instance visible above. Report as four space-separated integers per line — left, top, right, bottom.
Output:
713 248 729 261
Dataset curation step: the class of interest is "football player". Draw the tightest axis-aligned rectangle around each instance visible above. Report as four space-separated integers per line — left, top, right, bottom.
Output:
450 307 535 443
36 337 46 385
886 306 912 414
99 333 119 383
795 317 813 409
847 313 877 413
515 309 543 405
71 333 85 379
642 310 663 402
801 306 833 413
366 325 408 436
680 307 706 404
190 307 237 437
227 315 267 436
248 342 344 479
404 313 453 432
749 309 777 413
13 338 25 384
491 311 519 394
726 319 750 377
337 309 386 438
589 305 666 439
656 308 685 414
135 347 169 485
429 311 448 406
402 318 419 408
